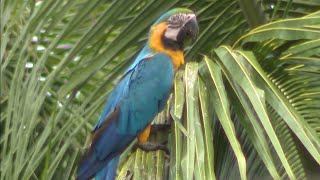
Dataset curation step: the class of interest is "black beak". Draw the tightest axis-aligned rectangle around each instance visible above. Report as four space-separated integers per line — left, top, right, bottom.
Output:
184 16 199 42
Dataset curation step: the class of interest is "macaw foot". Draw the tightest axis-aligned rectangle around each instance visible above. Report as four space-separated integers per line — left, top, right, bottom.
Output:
134 141 170 155
134 124 171 155
150 124 171 134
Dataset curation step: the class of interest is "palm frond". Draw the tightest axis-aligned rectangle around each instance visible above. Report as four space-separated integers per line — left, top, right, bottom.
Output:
1 0 319 179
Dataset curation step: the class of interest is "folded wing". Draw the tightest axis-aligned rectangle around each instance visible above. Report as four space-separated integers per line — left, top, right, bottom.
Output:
77 53 174 179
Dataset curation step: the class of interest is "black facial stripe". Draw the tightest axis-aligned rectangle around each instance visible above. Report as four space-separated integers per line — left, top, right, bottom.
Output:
167 24 180 29
168 13 191 26
162 33 183 51
163 13 196 51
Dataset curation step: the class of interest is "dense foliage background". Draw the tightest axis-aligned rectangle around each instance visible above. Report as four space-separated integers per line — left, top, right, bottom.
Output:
1 0 320 179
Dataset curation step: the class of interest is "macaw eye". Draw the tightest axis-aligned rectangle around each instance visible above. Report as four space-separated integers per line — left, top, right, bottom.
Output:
169 13 186 24
169 15 178 23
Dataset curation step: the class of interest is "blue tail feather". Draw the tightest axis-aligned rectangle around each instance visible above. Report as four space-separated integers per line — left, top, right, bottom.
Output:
76 154 102 180
76 154 119 180
96 156 120 180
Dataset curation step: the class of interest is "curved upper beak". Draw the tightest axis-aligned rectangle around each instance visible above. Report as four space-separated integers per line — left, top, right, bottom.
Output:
183 14 199 42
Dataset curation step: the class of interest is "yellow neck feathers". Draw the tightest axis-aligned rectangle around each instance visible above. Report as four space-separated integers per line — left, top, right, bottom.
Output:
149 22 184 70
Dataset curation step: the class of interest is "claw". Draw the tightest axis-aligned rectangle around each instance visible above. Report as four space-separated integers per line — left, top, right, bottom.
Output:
133 141 170 155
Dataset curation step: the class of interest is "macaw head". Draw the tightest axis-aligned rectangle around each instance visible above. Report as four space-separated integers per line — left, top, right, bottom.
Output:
149 8 199 51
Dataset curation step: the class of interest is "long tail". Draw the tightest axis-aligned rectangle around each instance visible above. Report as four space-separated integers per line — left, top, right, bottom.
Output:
95 156 120 180
77 154 120 180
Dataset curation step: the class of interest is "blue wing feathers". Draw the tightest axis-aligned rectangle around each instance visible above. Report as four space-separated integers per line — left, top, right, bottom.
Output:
94 74 131 131
95 156 120 180
77 53 174 179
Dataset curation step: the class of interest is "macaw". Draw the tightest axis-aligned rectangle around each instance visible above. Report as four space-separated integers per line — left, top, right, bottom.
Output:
77 8 198 180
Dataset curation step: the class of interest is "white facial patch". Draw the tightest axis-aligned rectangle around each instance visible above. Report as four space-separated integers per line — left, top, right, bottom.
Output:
165 13 196 41
164 27 181 41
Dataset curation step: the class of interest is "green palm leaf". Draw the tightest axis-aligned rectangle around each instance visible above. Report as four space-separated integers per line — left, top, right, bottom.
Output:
1 0 319 179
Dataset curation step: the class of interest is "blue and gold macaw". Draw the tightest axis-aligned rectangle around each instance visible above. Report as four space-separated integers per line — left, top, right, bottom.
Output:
77 8 198 180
